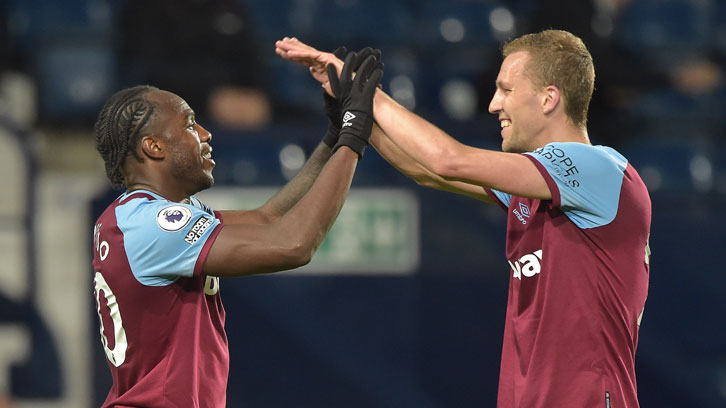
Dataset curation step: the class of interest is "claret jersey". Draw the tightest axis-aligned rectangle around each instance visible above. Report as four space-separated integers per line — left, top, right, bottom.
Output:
486 143 651 408
92 190 227 408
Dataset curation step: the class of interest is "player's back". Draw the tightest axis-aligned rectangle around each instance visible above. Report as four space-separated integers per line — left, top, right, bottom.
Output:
92 191 228 407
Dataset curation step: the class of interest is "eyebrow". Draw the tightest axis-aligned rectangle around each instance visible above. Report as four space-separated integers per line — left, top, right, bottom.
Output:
495 80 508 89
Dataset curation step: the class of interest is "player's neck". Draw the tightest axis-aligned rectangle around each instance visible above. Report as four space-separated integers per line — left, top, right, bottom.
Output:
126 183 190 203
546 121 590 146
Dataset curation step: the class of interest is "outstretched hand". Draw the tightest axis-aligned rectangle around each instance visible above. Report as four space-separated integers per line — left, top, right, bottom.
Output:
275 37 345 95
330 51 384 158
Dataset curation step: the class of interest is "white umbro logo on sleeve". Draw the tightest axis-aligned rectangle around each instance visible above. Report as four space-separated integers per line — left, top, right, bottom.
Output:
342 111 356 127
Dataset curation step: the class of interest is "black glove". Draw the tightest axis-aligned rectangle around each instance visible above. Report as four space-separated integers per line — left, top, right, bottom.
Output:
328 47 381 100
328 51 383 158
322 46 347 148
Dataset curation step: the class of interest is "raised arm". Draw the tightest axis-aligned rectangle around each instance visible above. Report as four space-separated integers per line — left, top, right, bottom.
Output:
275 37 490 201
204 51 382 277
370 124 492 202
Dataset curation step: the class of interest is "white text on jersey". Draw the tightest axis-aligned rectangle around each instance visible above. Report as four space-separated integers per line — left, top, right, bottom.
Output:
508 249 543 280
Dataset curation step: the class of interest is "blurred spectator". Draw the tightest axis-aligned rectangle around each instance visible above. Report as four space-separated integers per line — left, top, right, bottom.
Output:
0 5 36 128
117 0 272 130
0 394 13 408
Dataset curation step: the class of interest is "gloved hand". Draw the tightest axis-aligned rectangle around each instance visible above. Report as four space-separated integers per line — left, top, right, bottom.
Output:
327 50 383 158
327 47 381 100
322 46 347 148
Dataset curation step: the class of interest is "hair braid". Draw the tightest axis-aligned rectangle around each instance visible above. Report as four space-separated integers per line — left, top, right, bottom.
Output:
94 85 159 189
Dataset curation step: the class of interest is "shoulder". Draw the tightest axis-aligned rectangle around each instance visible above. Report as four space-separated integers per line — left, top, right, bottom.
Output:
115 191 216 233
525 143 626 186
527 142 626 170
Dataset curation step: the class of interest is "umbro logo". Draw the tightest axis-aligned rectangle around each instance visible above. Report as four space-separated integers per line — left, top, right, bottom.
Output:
342 111 356 127
513 202 530 225
518 203 530 217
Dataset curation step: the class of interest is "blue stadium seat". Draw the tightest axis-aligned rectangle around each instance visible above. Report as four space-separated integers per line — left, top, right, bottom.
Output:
307 0 416 49
7 0 113 49
34 40 116 122
413 0 501 48
618 0 713 68
621 138 713 194
712 0 726 57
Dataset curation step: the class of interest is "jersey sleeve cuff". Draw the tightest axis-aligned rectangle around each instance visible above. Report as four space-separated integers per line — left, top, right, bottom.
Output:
522 154 561 207
484 187 508 211
193 223 223 277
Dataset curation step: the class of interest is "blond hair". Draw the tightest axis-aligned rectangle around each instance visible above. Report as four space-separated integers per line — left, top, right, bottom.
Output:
503 30 595 128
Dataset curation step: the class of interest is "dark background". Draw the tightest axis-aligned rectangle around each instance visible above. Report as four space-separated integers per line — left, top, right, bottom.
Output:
2 0 725 406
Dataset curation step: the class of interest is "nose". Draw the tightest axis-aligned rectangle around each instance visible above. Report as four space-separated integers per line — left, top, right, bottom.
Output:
488 90 502 115
198 124 212 143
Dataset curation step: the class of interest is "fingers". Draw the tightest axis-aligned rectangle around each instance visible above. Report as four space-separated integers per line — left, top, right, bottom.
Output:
333 46 347 59
340 51 359 85
362 67 384 95
327 63 342 98
355 55 378 86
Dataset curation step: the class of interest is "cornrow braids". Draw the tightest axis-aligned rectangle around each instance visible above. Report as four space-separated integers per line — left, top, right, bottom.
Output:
94 85 159 189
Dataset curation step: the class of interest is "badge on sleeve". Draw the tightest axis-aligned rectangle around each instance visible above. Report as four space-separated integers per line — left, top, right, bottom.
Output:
156 205 193 231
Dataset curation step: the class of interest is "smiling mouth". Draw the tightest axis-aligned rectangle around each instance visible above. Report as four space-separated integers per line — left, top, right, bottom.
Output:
201 146 213 160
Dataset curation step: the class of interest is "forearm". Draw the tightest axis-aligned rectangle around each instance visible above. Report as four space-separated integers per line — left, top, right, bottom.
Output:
275 147 357 263
371 124 493 202
373 89 461 176
260 141 333 218
371 123 437 184
204 148 358 277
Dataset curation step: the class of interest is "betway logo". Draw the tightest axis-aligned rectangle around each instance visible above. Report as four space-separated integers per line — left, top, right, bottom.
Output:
342 111 356 127
508 249 543 280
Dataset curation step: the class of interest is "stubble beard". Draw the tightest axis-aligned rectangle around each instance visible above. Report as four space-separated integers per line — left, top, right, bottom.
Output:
170 148 214 195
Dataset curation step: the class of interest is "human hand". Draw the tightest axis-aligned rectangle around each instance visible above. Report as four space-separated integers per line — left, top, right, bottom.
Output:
330 51 384 158
276 37 343 95
322 46 347 147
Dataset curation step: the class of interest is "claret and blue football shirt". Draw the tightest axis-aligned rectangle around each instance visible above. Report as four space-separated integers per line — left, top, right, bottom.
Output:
486 142 651 408
92 190 227 408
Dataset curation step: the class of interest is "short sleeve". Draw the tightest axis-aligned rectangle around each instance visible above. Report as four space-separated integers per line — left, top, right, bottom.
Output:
485 188 512 209
523 143 628 229
116 197 222 286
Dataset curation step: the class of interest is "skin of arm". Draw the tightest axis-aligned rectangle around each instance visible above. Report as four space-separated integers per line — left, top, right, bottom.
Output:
372 89 551 200
204 147 358 277
274 38 550 201
217 141 334 225
370 124 492 202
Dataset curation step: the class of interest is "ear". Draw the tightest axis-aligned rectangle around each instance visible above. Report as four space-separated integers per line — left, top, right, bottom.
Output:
541 85 560 116
140 136 165 160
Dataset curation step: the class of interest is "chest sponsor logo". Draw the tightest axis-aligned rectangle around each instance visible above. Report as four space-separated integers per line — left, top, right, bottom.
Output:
156 205 193 231
185 216 213 245
513 202 530 225
508 249 543 280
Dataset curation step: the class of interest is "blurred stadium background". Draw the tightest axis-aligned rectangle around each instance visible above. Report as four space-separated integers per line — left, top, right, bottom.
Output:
0 0 724 407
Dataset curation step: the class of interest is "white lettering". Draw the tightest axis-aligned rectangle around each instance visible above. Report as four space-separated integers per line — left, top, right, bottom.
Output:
509 249 543 280
99 241 109 261
94 272 127 367
94 223 110 261
204 276 220 296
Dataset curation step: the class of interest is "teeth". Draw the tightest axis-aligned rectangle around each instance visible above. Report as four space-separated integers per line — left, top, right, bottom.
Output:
202 152 211 159
501 120 511 128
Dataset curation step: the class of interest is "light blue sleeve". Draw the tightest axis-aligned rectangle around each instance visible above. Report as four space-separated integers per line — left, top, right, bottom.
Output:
524 143 627 229
489 189 512 208
116 197 221 286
